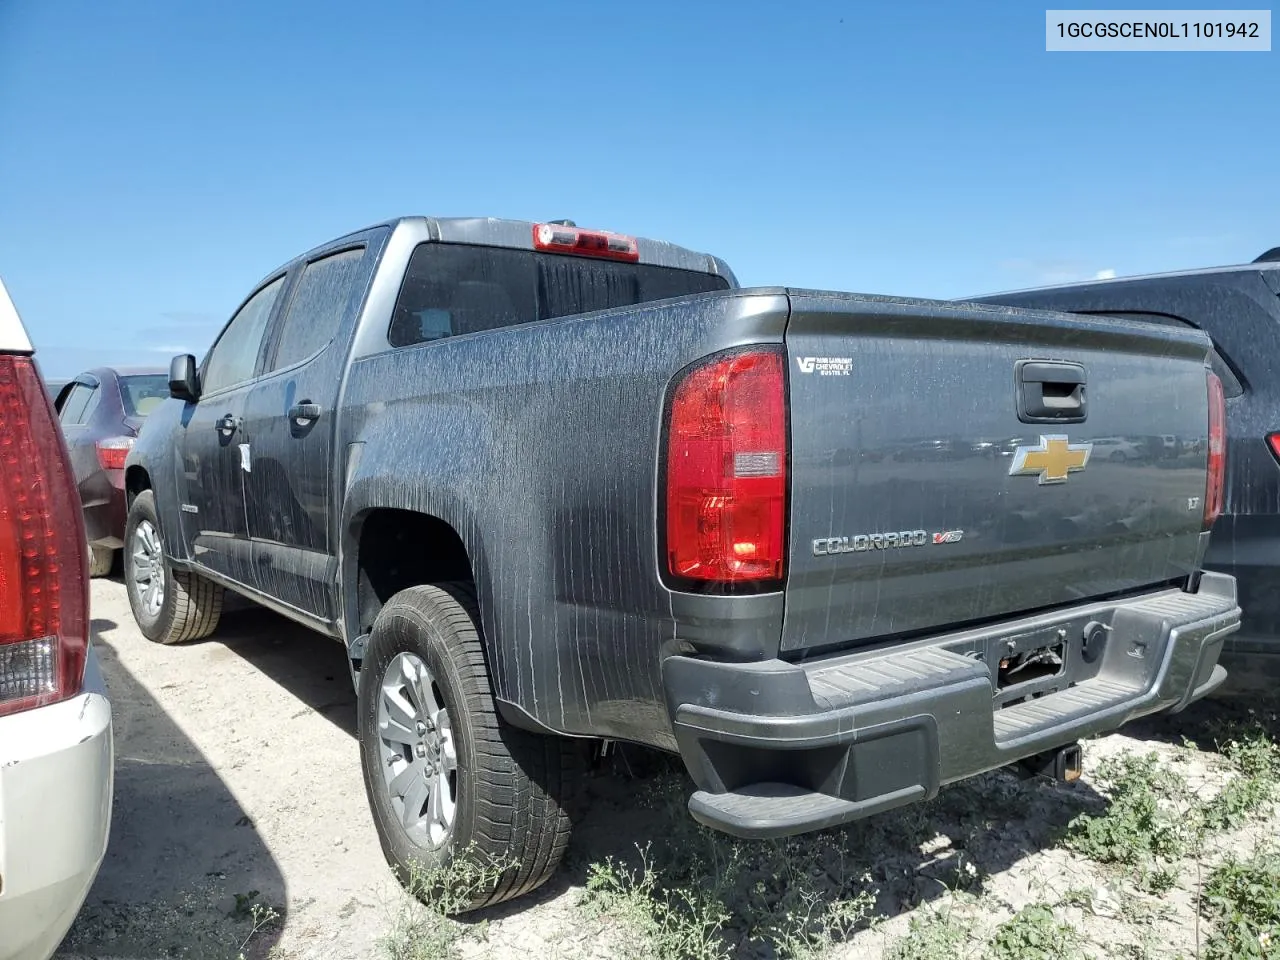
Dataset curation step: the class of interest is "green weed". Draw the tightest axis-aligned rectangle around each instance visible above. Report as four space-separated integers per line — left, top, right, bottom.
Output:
1064 752 1191 867
1201 731 1280 832
235 901 281 960
986 903 1082 960
579 775 880 959
583 852 730 960
1202 850 1280 960
381 851 511 960
884 906 973 960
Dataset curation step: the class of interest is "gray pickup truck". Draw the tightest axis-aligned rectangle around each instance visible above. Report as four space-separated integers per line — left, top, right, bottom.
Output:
124 216 1241 909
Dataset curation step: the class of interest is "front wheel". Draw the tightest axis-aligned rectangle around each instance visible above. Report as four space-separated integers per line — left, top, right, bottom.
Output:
358 583 581 912
124 490 224 644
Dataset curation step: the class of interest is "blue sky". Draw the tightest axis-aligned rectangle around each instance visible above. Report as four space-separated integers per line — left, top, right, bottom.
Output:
1 0 1274 377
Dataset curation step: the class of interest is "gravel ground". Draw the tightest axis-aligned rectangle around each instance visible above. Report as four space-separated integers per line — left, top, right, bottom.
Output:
57 579 1278 960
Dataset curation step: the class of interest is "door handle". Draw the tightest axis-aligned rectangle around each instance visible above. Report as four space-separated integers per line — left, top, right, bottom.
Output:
288 401 321 424
215 413 239 434
1016 360 1087 424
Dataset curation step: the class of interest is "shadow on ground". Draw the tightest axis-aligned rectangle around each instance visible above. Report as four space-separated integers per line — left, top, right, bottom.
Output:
209 608 357 736
59 619 287 960
1123 688 1280 751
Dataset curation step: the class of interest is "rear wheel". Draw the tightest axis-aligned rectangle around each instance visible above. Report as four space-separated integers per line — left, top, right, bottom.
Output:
124 490 224 644
88 545 115 578
358 583 580 912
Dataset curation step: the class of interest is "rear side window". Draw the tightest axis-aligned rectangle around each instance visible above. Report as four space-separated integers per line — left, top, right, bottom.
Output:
203 276 285 395
119 374 170 417
79 385 102 423
269 247 366 372
57 383 93 424
389 243 729 347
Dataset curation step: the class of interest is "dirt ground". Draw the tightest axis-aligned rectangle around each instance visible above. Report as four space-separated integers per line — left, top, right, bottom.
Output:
59 580 398 960
57 579 1279 960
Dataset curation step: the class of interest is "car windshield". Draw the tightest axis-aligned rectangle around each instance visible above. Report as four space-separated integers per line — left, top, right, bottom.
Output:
119 374 170 417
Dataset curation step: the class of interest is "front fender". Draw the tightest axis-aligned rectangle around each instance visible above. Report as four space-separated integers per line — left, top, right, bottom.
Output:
124 398 190 562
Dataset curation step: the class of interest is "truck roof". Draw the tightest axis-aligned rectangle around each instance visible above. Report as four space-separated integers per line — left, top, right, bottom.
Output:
299 216 737 286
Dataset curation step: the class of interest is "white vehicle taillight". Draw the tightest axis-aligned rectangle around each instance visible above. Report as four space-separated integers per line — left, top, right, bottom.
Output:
0 354 89 716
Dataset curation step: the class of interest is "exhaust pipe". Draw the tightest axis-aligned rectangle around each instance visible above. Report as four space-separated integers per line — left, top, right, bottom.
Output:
1015 742 1083 783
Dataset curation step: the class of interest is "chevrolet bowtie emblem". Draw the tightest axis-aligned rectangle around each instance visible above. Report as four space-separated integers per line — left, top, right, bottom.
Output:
1009 435 1092 484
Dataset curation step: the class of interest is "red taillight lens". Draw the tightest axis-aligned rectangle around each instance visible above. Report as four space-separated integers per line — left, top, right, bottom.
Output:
1204 371 1226 529
532 223 640 262
0 354 89 717
97 435 134 470
665 349 788 585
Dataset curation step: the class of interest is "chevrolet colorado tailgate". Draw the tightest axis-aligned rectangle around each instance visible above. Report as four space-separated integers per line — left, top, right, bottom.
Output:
782 292 1218 653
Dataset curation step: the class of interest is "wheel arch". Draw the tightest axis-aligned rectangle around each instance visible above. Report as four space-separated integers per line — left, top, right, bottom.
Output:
123 464 187 561
343 497 497 668
124 464 151 504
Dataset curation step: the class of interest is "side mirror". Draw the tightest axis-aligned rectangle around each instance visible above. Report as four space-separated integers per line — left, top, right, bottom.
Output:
169 354 200 403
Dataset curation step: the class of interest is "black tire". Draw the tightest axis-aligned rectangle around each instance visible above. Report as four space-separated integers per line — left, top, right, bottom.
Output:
89 545 115 578
123 490 224 644
358 583 580 913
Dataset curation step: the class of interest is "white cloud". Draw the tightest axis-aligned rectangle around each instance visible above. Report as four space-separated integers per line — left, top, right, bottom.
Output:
1094 268 1117 280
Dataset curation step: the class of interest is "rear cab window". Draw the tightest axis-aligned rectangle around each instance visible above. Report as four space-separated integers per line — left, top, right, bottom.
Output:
388 243 729 347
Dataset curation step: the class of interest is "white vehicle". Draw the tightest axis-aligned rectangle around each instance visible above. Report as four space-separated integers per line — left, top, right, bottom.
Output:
1090 436 1144 462
0 278 113 960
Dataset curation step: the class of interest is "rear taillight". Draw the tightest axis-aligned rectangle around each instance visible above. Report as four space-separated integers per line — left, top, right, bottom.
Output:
665 349 788 585
532 223 640 262
1204 371 1226 529
97 435 135 470
0 354 88 717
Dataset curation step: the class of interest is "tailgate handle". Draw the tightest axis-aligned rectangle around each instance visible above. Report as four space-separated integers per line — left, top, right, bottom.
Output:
1016 360 1087 424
